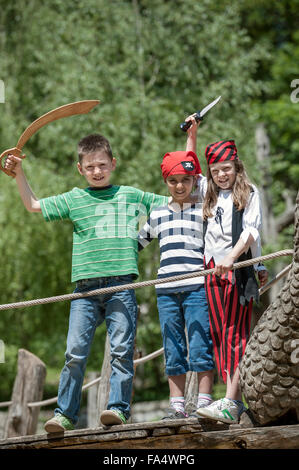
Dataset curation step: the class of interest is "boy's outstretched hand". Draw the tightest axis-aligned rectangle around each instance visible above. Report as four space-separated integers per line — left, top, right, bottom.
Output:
3 154 25 177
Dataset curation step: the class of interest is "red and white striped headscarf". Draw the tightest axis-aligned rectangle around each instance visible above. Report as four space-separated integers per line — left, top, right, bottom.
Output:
205 140 238 165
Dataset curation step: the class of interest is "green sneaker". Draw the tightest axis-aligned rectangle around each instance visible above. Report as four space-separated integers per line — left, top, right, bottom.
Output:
44 413 75 433
100 409 127 426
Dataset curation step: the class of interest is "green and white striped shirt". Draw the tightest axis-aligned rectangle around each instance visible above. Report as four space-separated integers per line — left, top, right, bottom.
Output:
40 185 168 282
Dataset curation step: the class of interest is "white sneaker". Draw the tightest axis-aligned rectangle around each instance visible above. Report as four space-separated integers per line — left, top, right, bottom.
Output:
196 398 240 424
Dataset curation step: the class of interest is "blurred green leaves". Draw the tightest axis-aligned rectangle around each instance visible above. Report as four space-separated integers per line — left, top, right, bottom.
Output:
0 0 297 402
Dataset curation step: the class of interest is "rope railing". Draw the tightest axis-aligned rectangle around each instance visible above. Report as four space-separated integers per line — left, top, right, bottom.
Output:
0 249 293 312
258 263 292 296
0 249 293 409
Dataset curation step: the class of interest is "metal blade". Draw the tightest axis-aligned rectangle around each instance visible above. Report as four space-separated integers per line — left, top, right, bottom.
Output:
180 95 222 132
199 95 221 118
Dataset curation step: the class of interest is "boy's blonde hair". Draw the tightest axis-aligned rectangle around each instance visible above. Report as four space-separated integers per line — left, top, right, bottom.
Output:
77 134 113 163
203 160 252 220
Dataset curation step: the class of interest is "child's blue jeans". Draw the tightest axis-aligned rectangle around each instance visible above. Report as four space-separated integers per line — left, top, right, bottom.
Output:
55 275 137 424
157 285 214 376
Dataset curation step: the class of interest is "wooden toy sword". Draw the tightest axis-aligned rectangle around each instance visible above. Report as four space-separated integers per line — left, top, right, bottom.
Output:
0 100 100 177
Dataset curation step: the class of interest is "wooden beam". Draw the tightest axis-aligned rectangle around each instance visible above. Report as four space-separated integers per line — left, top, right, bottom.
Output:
1 419 298 450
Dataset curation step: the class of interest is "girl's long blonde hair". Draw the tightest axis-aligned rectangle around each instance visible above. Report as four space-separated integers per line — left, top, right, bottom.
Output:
203 160 252 220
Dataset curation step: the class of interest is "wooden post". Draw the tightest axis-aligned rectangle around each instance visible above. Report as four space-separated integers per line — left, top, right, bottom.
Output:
97 334 111 419
4 349 46 438
130 348 142 423
184 326 198 413
184 371 198 414
87 372 99 428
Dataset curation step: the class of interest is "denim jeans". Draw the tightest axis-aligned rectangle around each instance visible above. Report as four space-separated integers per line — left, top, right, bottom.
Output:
55 275 137 424
157 285 214 376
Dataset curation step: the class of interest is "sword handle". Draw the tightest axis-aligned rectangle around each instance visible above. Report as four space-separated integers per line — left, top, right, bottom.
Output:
0 147 24 177
180 112 203 132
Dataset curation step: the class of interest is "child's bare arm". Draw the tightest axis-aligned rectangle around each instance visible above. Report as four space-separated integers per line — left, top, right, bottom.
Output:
185 114 201 154
4 155 41 212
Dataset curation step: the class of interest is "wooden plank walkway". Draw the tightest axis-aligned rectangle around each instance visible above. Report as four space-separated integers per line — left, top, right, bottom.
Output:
1 418 299 449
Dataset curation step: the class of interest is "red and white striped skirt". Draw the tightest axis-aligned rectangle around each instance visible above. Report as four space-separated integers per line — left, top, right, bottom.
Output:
204 258 253 383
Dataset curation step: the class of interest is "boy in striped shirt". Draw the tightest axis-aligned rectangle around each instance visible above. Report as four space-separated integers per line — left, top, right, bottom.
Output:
138 151 214 419
5 134 168 431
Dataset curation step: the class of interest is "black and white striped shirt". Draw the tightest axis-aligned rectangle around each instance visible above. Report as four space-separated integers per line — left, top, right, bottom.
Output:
138 202 205 293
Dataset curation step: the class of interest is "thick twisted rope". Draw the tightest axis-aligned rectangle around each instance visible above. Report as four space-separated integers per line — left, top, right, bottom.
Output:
258 263 292 296
0 249 293 409
0 249 293 312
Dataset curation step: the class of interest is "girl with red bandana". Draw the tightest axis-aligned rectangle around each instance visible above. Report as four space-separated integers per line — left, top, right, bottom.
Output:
185 115 268 424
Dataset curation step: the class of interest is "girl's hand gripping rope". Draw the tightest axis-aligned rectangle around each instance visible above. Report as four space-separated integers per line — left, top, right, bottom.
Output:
214 254 235 276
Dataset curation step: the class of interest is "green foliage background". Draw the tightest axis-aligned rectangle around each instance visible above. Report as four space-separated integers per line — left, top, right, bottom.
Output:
0 0 298 403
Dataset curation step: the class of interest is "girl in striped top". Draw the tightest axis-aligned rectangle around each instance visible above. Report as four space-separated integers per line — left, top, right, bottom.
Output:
138 151 214 419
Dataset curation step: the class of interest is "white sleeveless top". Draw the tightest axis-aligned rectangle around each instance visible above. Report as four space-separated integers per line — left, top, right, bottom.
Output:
195 176 263 268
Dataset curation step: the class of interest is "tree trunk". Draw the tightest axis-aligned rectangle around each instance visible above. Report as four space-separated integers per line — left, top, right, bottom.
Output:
4 349 46 438
255 123 275 309
255 123 295 304
255 123 275 243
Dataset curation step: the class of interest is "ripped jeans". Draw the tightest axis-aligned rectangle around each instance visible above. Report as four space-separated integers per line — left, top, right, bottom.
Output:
55 275 137 424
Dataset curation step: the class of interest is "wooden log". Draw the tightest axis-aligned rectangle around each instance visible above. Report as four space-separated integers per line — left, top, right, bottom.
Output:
1 421 298 450
0 418 226 449
4 349 46 438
